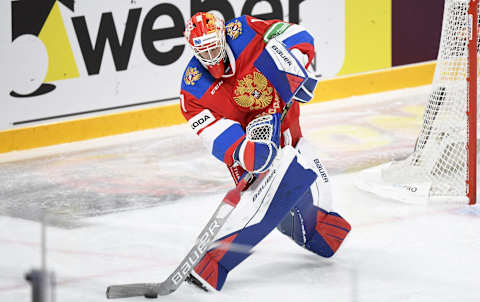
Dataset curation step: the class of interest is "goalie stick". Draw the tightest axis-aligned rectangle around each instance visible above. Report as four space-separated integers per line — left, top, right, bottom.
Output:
106 174 251 299
106 103 293 299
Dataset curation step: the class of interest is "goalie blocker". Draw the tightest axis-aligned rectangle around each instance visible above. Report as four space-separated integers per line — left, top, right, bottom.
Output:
190 139 351 291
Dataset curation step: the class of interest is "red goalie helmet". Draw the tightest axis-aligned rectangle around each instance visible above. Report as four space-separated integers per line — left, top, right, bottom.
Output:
185 12 226 79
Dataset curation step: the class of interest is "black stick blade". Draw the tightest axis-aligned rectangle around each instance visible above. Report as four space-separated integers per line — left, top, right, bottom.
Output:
106 283 158 299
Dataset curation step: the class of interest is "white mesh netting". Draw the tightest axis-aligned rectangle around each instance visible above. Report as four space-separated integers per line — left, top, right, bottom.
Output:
379 0 478 202
246 115 274 142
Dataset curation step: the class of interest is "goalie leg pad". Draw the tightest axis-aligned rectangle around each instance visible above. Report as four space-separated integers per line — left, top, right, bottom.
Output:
277 191 351 257
277 137 351 257
307 209 351 257
193 146 317 291
193 235 237 291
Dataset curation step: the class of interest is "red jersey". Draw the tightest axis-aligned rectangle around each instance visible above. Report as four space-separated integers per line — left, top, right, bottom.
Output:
180 15 315 172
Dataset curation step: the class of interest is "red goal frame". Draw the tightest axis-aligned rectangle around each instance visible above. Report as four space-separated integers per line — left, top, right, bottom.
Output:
467 0 477 205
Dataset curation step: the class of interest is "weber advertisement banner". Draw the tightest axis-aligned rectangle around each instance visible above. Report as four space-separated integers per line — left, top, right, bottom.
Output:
1 0 441 131
1 0 348 131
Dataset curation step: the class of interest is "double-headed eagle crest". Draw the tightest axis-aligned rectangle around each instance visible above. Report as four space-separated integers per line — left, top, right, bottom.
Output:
226 20 242 40
234 72 273 110
184 67 202 86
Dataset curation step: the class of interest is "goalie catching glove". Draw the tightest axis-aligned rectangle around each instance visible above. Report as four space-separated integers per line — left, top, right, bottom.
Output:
233 113 281 173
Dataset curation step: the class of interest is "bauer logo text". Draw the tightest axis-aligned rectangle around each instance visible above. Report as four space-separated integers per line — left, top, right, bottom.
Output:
314 159 328 183
170 218 221 285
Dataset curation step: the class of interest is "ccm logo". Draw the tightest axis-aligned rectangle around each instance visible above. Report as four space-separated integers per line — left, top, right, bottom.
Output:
189 109 215 132
211 80 223 95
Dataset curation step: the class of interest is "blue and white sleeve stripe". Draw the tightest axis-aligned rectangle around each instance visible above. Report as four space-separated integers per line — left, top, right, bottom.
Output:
200 119 245 164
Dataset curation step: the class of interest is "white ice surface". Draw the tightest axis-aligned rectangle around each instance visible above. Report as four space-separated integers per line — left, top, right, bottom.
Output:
1 86 479 302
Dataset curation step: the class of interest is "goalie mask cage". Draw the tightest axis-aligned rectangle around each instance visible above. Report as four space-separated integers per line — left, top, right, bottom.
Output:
359 0 478 204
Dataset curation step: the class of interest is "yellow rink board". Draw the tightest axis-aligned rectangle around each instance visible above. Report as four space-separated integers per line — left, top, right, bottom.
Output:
0 61 435 154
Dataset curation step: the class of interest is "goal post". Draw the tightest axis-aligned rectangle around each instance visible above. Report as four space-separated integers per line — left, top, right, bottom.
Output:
356 0 478 205
467 0 477 205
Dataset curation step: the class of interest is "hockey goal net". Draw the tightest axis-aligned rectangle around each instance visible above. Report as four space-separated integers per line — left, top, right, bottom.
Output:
357 0 478 204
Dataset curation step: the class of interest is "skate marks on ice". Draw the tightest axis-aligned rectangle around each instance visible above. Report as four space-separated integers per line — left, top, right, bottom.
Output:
0 126 232 226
